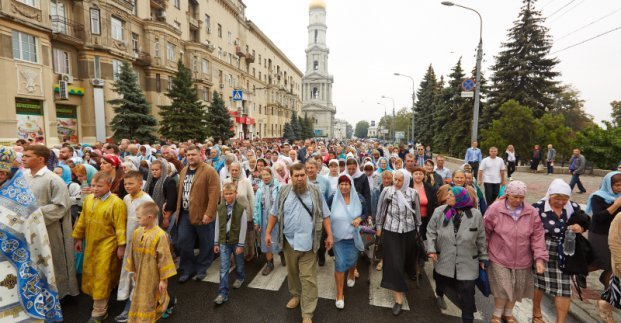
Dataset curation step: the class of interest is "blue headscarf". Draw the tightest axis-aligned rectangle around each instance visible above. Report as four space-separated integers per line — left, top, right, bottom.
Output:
84 164 97 185
375 157 393 174
586 171 621 214
56 164 72 185
210 146 225 173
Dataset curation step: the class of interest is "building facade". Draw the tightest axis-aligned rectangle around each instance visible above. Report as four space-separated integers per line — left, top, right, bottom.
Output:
0 0 302 145
301 0 335 138
333 118 347 140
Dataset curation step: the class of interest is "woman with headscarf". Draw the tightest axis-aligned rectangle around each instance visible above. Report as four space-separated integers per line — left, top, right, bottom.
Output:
223 161 256 262
426 186 487 323
435 169 478 207
53 164 82 224
484 181 548 323
209 146 225 173
328 174 365 309
586 171 621 321
375 169 421 315
101 153 127 198
144 159 178 230
139 145 156 163
272 159 290 184
375 157 393 175
253 167 283 275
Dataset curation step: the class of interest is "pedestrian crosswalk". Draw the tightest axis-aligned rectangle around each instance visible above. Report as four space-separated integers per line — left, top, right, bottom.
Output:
201 255 411 310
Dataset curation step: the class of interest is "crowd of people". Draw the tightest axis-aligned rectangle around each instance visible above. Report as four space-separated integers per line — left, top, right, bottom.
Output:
0 137 620 323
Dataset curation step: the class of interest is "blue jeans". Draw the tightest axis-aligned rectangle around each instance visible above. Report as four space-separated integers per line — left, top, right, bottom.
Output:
218 243 245 297
569 173 586 192
177 211 215 277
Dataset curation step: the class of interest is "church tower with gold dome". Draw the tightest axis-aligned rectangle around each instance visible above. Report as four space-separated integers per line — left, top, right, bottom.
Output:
302 0 336 138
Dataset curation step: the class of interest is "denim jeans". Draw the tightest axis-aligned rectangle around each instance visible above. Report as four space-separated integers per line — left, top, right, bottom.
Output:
218 243 245 297
177 211 215 277
569 173 586 192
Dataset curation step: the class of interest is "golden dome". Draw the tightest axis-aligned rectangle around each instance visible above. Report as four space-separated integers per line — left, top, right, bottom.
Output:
309 0 326 10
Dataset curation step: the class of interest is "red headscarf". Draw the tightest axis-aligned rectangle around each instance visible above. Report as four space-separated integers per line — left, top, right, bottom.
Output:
103 154 121 168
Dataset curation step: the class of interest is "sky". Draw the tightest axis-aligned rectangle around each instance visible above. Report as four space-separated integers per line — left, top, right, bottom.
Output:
244 0 621 126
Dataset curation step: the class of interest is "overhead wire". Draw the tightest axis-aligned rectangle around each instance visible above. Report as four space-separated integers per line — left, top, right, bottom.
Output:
549 0 585 23
546 0 576 18
541 0 559 9
556 7 621 41
551 26 621 54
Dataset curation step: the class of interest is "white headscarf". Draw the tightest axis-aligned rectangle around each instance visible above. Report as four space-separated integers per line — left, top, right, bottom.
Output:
543 178 574 215
341 158 364 179
330 174 363 241
394 169 416 215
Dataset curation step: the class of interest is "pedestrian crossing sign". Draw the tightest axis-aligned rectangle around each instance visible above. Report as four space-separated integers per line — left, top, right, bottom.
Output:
233 89 243 101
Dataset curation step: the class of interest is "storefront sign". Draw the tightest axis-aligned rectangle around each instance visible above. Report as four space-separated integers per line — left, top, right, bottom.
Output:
56 105 78 143
15 98 45 143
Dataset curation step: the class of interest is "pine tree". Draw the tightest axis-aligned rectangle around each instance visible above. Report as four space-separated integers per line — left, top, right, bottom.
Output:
159 61 208 141
415 65 441 146
108 60 157 143
289 111 301 139
303 115 314 139
283 122 296 142
488 0 560 119
444 58 473 155
298 115 308 139
207 91 234 143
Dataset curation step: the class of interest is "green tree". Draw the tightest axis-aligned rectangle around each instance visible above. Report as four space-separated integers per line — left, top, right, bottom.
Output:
354 120 370 139
437 58 470 155
481 100 542 160
536 113 575 161
611 101 621 126
575 122 621 170
345 122 353 139
415 65 441 146
206 91 234 143
304 116 315 138
159 61 208 141
283 122 296 142
109 60 157 143
487 0 560 120
289 111 301 139
549 85 593 132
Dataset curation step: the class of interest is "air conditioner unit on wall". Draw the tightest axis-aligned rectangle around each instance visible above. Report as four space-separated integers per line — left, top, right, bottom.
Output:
59 80 69 100
60 73 73 84
92 79 105 87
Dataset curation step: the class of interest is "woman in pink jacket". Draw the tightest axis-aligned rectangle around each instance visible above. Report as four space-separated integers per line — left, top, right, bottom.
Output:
484 181 548 323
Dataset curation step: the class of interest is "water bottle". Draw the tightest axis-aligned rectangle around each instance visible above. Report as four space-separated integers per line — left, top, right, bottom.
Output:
563 229 576 256
79 182 89 207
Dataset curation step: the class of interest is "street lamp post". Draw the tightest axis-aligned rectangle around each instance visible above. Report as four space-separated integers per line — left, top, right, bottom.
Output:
442 1 483 143
393 73 416 144
381 95 396 142
377 102 387 140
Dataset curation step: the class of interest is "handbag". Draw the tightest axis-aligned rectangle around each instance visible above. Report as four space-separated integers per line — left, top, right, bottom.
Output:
353 227 365 252
497 185 506 199
475 267 492 297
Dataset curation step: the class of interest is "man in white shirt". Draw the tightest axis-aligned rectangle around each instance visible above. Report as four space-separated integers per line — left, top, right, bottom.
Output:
477 147 506 206
434 155 452 185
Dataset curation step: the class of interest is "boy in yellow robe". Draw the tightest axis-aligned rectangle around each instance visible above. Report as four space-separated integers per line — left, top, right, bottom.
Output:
73 171 127 322
125 201 177 322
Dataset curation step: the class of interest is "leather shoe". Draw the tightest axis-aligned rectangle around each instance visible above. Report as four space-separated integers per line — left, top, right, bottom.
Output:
435 296 447 310
286 297 300 309
302 318 312 323
392 302 402 316
178 275 190 283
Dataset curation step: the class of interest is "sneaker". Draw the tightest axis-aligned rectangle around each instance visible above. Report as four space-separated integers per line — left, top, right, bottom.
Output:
435 296 447 310
178 275 191 283
232 279 244 289
194 273 207 281
114 311 129 322
262 262 274 276
347 279 355 288
335 298 345 309
87 313 108 323
214 294 228 305
392 302 403 316
280 252 286 266
162 297 177 319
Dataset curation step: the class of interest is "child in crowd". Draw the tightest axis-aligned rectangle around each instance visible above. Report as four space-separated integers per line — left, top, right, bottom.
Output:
213 182 248 305
125 201 177 322
72 172 127 322
116 171 155 322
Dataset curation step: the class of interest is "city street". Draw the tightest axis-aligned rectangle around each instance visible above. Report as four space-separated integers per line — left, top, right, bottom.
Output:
60 159 600 323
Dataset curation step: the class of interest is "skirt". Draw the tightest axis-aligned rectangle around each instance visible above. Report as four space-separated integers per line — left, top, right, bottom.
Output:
333 239 358 273
601 275 621 309
589 232 611 271
380 230 417 292
260 212 281 254
488 262 534 302
534 239 572 297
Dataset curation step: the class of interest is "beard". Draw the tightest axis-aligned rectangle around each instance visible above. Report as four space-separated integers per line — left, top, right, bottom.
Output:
292 181 308 195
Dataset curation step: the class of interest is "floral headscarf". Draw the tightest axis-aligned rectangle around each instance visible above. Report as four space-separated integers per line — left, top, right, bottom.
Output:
443 186 474 226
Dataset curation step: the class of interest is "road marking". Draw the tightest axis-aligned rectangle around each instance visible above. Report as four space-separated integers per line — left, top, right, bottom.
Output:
201 257 236 284
248 260 288 291
512 298 556 323
369 263 410 310
423 261 482 319
317 257 336 300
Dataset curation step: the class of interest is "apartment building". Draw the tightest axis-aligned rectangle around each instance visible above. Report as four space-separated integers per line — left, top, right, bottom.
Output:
0 0 302 144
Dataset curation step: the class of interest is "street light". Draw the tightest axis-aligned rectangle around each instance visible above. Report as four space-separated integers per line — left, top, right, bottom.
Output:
381 95 396 142
442 1 483 143
394 73 416 144
376 102 387 140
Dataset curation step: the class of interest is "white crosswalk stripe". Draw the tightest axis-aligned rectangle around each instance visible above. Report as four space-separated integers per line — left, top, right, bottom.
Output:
368 263 410 310
247 261 288 291
423 261 483 320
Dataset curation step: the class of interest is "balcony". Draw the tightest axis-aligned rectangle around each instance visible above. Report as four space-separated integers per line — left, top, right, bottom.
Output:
245 53 255 63
150 0 167 10
187 14 200 30
111 0 135 11
135 52 151 66
50 15 85 45
235 46 245 57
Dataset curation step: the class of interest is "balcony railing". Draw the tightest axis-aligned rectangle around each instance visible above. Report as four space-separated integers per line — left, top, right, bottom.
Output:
235 46 245 57
188 13 200 29
50 15 84 41
150 0 167 10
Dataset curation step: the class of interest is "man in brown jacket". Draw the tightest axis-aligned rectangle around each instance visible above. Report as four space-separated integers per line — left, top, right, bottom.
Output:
176 145 221 282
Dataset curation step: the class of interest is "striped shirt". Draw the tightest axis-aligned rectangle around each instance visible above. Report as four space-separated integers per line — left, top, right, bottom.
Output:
375 187 420 233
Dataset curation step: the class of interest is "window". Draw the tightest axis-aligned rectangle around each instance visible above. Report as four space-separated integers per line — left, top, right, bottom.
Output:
154 40 160 57
168 76 173 91
203 87 210 101
258 54 261 65
131 33 139 54
227 31 232 44
228 74 233 87
205 15 211 32
217 24 222 38
17 0 35 7
311 87 319 99
313 60 318 70
228 53 233 65
112 60 122 81
314 30 318 43
202 59 209 74
192 56 198 72
111 17 124 41
156 74 161 93
90 8 101 35
166 42 175 60
12 30 37 63
94 56 101 78
174 21 181 30
53 48 70 74
174 0 180 9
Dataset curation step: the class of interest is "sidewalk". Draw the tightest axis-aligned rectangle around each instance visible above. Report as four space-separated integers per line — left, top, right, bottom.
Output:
568 270 621 323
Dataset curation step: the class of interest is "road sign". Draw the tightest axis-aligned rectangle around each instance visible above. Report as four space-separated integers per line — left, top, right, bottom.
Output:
461 78 476 91
395 131 405 139
232 89 243 101
461 91 474 98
